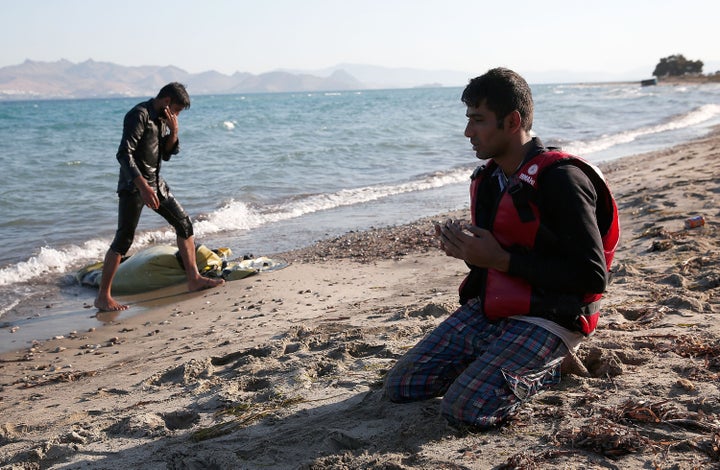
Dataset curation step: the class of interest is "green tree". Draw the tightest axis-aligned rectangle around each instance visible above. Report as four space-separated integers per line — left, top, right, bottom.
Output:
653 54 704 77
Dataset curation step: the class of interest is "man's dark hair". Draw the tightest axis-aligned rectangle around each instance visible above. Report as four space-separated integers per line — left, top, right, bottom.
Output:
461 68 533 131
157 82 191 110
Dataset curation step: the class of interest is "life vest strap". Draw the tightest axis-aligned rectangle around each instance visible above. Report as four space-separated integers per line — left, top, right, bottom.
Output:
508 182 535 223
581 300 601 316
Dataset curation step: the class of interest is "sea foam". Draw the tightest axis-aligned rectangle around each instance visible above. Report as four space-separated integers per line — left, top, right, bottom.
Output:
565 104 720 156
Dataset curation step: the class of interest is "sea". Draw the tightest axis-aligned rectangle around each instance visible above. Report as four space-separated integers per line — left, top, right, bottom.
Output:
2 82 720 353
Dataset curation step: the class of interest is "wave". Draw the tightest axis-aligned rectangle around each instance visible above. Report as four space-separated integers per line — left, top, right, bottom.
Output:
0 167 472 287
0 298 21 319
3 96 718 289
4 102 718 288
194 167 472 234
563 104 720 156
0 239 109 287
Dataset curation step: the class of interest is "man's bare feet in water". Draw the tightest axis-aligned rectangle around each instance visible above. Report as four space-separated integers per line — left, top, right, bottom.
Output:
94 295 129 312
188 276 225 292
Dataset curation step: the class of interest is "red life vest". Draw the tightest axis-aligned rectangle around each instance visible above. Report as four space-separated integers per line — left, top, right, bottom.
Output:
465 150 620 335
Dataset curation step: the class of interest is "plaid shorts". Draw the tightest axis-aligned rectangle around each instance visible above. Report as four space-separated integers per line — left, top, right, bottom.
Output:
384 299 568 428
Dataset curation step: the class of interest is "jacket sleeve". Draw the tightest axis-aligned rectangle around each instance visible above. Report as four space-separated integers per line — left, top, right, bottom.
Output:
507 164 608 295
159 123 180 161
116 107 147 181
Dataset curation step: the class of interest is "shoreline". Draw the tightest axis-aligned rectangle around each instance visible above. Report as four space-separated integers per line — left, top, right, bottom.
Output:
1 127 720 468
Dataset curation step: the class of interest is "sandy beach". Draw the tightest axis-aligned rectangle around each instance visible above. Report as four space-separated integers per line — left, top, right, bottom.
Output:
1 127 720 469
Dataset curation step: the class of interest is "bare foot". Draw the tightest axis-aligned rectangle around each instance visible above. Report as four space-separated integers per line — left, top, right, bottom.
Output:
94 296 129 312
188 276 225 292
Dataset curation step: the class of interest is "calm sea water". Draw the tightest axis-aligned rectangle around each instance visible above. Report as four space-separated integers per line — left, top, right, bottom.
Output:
2 83 720 351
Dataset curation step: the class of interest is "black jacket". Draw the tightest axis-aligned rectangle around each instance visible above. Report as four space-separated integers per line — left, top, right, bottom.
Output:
116 99 179 194
460 138 610 329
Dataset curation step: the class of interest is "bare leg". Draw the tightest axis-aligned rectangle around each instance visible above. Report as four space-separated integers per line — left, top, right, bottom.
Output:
177 236 225 291
94 249 129 311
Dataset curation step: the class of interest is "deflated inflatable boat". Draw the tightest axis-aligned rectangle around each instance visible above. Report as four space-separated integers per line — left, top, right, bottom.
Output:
76 245 288 294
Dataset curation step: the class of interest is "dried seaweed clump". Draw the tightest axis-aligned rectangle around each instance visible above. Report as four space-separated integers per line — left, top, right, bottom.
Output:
553 418 658 458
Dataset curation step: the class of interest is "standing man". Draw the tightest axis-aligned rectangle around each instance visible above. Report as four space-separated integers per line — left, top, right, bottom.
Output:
94 82 224 312
384 68 619 429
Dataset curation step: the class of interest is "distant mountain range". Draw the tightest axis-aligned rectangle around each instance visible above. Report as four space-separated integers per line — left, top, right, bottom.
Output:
2 59 718 101
0 59 472 101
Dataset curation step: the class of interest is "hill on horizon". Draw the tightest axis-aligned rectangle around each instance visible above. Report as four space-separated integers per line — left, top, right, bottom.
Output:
2 58 716 101
0 59 467 101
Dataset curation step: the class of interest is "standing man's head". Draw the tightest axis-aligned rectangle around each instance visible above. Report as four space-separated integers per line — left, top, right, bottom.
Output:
461 68 534 132
156 82 191 115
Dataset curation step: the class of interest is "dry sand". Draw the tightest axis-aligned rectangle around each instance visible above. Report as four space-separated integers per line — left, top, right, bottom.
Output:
1 127 719 469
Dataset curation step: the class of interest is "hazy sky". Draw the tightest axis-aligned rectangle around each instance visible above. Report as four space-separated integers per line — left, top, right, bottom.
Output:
2 0 718 79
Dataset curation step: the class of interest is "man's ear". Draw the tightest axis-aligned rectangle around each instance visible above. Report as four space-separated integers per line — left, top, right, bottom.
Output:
506 110 522 133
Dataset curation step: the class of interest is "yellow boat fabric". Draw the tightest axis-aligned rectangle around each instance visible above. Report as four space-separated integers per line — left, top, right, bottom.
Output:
76 245 287 294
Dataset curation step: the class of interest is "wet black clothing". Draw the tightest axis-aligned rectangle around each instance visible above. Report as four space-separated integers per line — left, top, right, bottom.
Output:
110 188 193 255
116 99 179 195
110 99 192 255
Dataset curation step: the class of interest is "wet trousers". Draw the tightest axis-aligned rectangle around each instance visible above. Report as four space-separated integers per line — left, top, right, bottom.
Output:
110 188 193 255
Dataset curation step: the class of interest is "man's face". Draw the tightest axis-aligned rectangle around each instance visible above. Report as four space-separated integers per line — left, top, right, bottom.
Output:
464 101 507 160
168 102 184 116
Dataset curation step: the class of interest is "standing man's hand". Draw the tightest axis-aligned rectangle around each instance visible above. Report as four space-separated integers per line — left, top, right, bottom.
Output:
162 105 179 153
163 105 179 136
135 176 159 210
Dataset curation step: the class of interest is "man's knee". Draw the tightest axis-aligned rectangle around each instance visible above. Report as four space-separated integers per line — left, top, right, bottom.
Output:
383 358 434 403
174 216 194 239
384 386 405 403
110 234 133 256
440 393 513 430
383 363 408 402
383 358 449 403
440 375 518 429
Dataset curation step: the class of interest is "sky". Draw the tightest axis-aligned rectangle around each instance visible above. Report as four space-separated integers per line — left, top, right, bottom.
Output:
1 0 718 82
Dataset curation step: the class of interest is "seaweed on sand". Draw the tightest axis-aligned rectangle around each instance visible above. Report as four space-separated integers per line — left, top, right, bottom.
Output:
191 395 305 442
